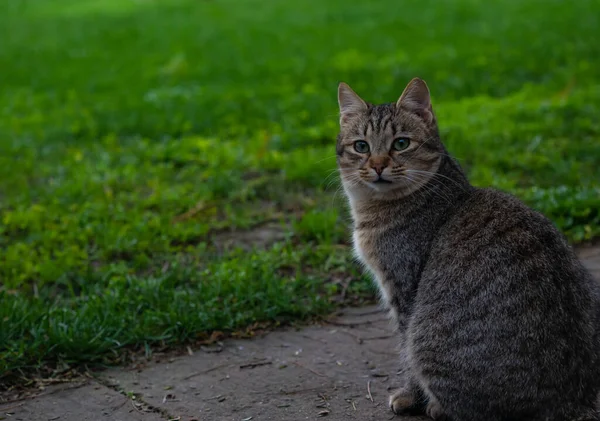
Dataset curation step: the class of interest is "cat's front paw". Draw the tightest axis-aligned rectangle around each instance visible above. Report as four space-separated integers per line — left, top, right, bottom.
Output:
425 399 448 421
388 388 417 415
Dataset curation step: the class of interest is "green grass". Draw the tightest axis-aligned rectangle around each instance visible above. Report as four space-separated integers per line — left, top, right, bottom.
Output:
1 0 599 384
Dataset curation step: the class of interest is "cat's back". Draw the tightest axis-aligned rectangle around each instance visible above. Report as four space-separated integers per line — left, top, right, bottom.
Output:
421 186 599 334
428 187 593 286
411 187 600 420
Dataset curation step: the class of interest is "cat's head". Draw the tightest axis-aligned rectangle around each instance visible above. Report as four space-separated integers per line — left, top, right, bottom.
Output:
336 78 443 201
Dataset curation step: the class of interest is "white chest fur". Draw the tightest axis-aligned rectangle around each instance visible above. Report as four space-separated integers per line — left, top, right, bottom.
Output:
352 229 392 306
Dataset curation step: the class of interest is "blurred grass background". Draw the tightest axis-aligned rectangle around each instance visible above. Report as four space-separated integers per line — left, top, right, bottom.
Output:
1 0 599 384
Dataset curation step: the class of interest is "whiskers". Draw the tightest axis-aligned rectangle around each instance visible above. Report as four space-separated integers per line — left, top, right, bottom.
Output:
400 170 461 205
315 154 338 164
400 135 436 167
321 161 369 209
400 137 463 168
322 167 341 190
405 169 467 191
330 173 363 207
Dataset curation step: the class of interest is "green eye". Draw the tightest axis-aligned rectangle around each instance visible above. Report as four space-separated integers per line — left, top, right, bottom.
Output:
392 138 410 151
353 140 370 153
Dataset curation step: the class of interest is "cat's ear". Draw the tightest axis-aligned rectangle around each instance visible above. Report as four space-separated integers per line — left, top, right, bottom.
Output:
397 78 434 125
338 82 368 125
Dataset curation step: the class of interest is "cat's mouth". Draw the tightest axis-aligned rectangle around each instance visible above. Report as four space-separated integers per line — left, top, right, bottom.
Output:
373 177 392 184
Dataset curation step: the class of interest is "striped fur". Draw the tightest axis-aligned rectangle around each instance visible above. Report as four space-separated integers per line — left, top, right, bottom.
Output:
336 78 600 421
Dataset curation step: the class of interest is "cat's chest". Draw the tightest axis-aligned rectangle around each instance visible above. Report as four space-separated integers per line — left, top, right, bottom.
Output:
353 229 386 283
352 225 422 303
353 229 376 265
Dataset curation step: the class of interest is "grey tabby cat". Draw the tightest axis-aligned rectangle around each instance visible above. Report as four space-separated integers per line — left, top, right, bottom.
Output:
335 78 600 421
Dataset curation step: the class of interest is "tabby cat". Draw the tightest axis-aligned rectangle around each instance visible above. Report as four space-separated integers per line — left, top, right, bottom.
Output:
335 78 600 421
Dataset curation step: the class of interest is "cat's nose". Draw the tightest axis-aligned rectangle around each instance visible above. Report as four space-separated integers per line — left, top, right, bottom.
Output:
369 158 389 175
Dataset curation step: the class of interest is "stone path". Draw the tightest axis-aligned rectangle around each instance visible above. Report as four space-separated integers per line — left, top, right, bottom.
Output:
2 246 599 421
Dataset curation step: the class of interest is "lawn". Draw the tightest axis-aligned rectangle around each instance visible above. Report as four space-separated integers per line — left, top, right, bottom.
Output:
1 0 599 386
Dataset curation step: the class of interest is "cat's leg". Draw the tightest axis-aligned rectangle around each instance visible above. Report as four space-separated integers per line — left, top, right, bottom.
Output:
424 396 449 421
388 387 417 414
389 378 427 415
388 334 427 415
388 327 429 415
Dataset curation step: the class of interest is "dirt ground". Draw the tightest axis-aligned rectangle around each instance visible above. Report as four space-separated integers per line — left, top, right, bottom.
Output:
2 245 599 421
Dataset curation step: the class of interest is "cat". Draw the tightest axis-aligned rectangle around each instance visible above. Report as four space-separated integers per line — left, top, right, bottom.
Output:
335 77 600 421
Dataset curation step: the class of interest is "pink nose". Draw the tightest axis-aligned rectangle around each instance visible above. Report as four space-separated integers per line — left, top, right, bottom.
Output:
372 165 384 175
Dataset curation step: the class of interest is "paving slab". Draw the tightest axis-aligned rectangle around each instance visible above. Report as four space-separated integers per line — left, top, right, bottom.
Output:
0 381 165 421
103 307 419 421
3 246 599 421
100 246 600 421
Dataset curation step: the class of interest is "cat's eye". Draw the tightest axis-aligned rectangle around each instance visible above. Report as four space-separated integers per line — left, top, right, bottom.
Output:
392 138 410 151
353 140 370 153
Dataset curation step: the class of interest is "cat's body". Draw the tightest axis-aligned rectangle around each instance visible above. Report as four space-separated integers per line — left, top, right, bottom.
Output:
336 78 600 421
